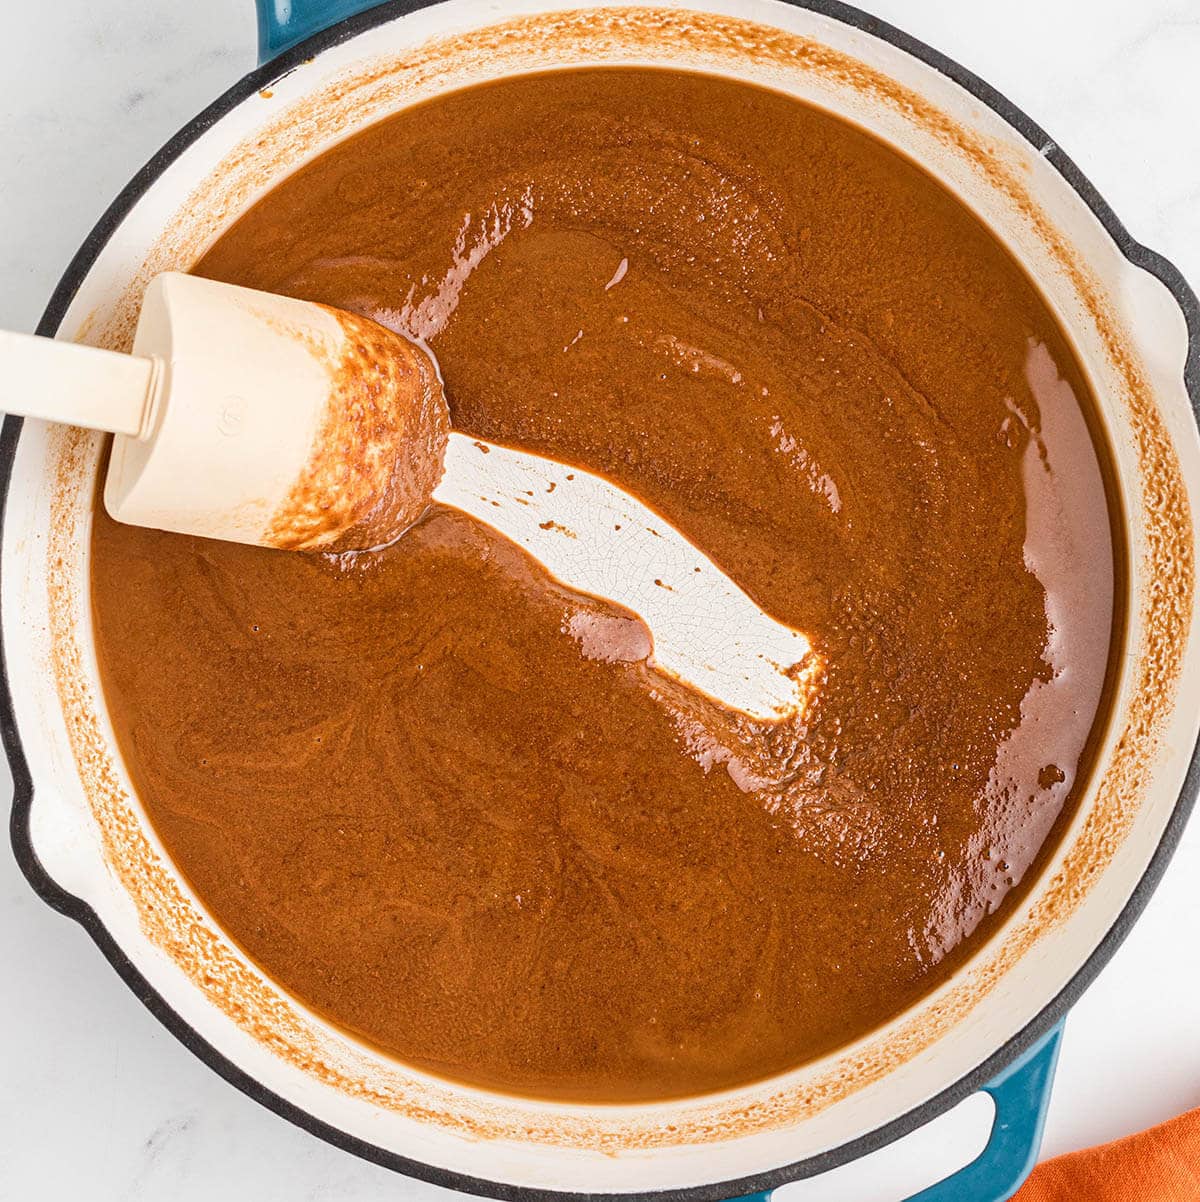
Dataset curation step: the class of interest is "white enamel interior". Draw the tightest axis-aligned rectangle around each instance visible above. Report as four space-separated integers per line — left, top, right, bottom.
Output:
4 0 1199 1195
436 432 819 722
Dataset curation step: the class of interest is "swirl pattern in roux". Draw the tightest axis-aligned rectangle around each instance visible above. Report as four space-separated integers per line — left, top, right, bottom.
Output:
90 68 1121 1102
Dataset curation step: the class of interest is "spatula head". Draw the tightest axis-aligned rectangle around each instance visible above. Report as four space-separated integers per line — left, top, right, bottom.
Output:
104 272 449 550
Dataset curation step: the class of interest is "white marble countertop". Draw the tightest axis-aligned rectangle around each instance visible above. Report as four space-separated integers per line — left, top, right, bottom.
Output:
2 2 1198 1198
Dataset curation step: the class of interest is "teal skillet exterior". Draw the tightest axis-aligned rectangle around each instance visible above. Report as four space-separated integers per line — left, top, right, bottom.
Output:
257 0 392 57
253 2 1066 1198
731 1027 1062 1202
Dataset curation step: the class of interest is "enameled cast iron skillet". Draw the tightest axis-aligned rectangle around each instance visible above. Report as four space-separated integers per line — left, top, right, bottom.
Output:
4 2 1200 1199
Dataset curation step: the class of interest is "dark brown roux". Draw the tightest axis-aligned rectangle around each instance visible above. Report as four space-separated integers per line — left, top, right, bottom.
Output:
90 69 1122 1102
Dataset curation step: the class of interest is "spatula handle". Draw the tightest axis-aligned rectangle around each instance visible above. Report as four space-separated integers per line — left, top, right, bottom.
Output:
0 329 159 437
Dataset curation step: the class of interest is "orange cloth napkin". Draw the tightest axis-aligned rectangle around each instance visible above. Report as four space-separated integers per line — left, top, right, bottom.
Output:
1015 1108 1200 1201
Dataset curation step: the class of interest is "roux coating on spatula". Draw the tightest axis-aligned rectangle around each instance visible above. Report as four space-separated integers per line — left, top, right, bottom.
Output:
264 308 449 551
90 68 1121 1102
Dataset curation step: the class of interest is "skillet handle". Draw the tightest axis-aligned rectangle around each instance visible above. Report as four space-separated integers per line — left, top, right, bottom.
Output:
255 0 391 61
732 1023 1063 1202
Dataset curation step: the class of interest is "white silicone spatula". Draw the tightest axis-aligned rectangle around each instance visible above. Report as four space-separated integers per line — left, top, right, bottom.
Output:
0 272 818 721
